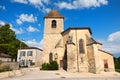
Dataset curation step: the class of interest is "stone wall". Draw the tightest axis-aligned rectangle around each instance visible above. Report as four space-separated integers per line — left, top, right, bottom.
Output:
0 62 19 70
67 44 77 72
98 50 115 72
0 70 24 79
87 45 96 73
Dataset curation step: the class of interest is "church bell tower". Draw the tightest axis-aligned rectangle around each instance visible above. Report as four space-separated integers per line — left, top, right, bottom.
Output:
43 10 64 63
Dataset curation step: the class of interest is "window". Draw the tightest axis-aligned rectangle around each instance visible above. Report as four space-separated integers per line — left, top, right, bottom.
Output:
67 36 73 43
27 51 33 56
52 20 57 28
20 51 25 56
49 53 53 62
79 39 85 53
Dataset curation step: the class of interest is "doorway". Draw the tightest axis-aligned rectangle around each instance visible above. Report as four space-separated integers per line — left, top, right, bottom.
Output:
49 53 53 62
104 59 108 72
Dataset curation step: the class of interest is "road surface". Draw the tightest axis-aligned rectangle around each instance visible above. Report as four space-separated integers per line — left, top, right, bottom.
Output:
1 67 120 80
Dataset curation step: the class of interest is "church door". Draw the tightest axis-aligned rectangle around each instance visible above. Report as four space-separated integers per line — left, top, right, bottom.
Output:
104 60 108 71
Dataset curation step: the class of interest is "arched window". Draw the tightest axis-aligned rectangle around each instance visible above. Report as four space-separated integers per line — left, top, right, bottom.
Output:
52 20 57 28
49 53 53 62
79 39 85 53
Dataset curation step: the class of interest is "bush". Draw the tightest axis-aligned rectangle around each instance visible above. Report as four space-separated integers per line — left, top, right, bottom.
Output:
40 61 58 70
41 63 49 70
0 65 12 72
49 61 58 70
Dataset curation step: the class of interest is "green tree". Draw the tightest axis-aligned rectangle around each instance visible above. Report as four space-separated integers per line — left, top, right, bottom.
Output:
114 57 120 69
0 24 28 60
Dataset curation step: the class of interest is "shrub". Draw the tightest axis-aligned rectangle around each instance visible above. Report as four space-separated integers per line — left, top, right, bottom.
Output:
41 63 49 70
49 61 58 70
0 65 12 72
40 61 58 70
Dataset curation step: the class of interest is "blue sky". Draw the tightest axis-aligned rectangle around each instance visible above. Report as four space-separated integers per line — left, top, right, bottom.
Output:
0 0 120 57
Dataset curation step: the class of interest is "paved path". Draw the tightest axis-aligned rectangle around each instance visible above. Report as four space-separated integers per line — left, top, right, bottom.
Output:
1 67 120 80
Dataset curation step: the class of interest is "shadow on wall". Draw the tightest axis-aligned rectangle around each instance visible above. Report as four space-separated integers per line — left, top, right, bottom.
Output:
63 46 67 71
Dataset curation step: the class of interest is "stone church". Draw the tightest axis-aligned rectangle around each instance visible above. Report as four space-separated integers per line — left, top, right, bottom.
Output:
43 10 115 73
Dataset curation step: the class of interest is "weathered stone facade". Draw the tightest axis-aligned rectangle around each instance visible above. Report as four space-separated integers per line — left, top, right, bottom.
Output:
43 10 115 73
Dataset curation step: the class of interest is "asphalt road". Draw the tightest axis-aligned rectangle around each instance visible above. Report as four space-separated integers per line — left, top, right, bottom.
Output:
1 68 120 80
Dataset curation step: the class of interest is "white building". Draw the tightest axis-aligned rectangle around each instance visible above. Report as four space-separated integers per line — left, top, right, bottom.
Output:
17 47 43 67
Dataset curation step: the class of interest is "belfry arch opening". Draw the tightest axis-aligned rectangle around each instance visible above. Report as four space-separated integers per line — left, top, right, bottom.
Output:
52 20 57 28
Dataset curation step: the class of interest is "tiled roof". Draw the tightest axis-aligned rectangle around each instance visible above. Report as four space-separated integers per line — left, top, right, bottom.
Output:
0 53 11 58
86 37 102 46
61 27 92 35
98 49 113 56
44 9 64 18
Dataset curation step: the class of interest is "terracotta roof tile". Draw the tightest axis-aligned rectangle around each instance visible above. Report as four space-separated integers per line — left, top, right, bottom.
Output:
44 9 64 18
61 27 92 35
0 53 11 58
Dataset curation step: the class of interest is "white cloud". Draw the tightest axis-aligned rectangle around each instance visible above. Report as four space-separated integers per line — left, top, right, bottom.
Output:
13 0 28 4
0 20 5 26
56 0 108 9
12 0 108 12
0 5 5 10
27 25 39 32
10 24 24 34
97 31 120 54
28 0 50 13
108 31 120 42
12 0 50 13
0 21 24 34
11 27 24 34
24 39 43 49
44 8 51 13
16 14 37 25
55 2 75 9
42 0 49 4
28 0 43 9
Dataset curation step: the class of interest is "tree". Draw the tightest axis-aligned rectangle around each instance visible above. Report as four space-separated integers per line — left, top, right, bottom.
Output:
114 57 120 69
0 24 28 60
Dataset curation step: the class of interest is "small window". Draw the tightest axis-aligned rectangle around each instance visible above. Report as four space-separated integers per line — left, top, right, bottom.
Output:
67 36 73 43
27 51 33 56
52 20 57 28
79 39 85 53
20 51 25 56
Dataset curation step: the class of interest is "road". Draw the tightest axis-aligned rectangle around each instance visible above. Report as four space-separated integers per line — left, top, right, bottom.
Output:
1 67 120 80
